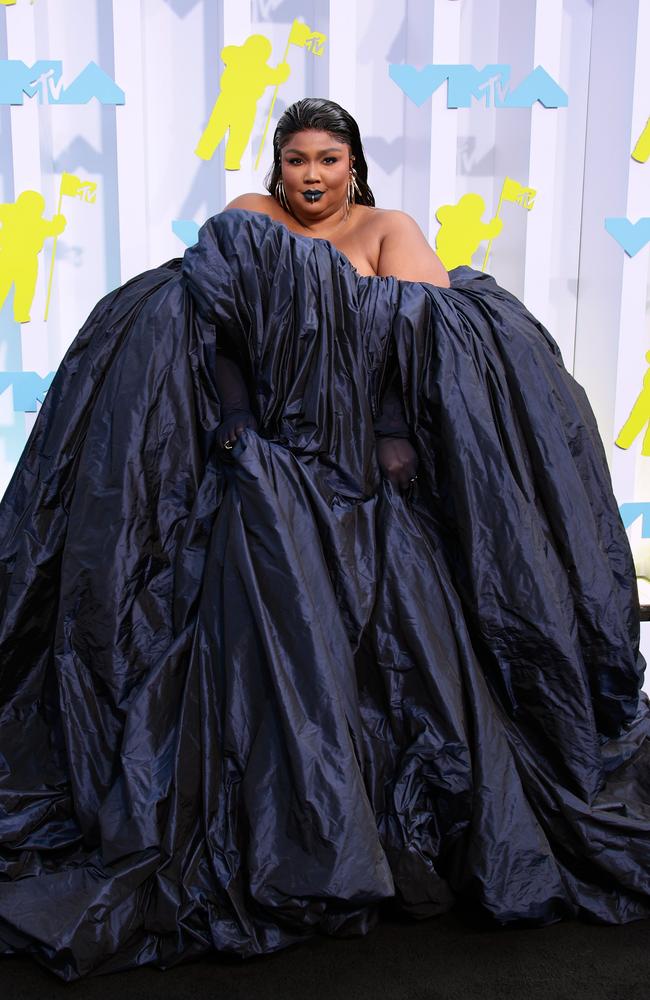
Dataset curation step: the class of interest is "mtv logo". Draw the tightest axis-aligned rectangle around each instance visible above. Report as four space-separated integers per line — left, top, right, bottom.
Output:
172 219 200 247
0 60 124 105
75 181 97 204
388 63 568 109
0 371 55 411
304 32 326 56
620 502 650 537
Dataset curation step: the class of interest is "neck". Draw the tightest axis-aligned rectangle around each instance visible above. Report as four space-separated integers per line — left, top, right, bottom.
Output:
289 201 352 233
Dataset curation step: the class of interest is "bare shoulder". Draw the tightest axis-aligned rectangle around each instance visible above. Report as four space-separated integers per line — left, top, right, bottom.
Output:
223 192 278 215
374 209 450 287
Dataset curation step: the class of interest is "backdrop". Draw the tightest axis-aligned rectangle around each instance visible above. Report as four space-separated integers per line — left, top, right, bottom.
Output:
1 0 649 591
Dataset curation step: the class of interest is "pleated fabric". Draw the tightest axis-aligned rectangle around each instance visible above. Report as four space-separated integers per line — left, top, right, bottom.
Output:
0 210 648 980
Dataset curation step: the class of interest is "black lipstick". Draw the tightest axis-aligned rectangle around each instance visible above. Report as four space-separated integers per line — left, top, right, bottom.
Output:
303 189 324 202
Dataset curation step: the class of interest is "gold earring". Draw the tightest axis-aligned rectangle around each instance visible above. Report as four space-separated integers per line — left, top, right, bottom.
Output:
345 166 359 218
350 166 361 200
275 178 289 212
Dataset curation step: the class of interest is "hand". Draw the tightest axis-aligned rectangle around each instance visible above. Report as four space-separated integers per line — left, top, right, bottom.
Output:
376 437 419 491
217 408 258 451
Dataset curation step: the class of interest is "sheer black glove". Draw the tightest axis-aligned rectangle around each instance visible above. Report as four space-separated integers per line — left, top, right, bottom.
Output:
376 436 419 491
373 369 410 439
215 352 258 451
216 408 258 450
373 362 418 489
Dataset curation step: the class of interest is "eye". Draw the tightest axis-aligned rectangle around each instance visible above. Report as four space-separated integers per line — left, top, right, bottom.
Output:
286 157 303 165
323 157 338 164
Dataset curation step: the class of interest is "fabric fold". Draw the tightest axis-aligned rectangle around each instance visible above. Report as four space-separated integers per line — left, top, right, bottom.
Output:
0 208 648 980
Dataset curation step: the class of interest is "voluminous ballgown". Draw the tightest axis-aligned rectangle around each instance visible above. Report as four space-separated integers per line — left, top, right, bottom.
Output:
0 210 649 980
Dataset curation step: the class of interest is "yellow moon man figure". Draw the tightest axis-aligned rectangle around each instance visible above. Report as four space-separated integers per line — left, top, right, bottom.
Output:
0 191 66 324
616 350 650 456
435 193 503 271
632 117 650 163
195 35 290 169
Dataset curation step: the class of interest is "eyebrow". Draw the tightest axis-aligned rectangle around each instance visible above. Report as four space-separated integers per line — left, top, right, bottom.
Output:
283 147 343 155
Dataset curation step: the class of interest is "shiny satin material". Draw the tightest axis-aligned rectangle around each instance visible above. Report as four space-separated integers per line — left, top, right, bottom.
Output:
1 209 649 980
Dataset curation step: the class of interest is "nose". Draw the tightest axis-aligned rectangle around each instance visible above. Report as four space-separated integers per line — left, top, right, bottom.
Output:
303 162 321 184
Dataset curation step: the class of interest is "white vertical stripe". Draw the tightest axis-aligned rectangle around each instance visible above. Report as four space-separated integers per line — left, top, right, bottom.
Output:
573 0 639 459
6 5 40 194
113 0 148 283
327 0 357 113
427 0 461 246
610 0 650 500
223 0 252 202
522 0 562 346
6 3 45 388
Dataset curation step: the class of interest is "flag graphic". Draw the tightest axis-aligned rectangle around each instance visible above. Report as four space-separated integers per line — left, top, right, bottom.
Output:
500 176 537 210
60 172 97 203
482 175 537 271
44 173 98 320
254 21 328 169
288 20 327 56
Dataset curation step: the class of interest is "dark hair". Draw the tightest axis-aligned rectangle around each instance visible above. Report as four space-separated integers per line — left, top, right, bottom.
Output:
264 97 375 207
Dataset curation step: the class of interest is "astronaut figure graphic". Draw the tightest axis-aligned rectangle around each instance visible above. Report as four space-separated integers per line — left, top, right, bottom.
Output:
435 193 504 271
0 191 66 323
616 350 650 456
195 35 290 169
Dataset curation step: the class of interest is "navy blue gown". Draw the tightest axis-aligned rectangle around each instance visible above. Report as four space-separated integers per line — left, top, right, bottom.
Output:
0 209 649 980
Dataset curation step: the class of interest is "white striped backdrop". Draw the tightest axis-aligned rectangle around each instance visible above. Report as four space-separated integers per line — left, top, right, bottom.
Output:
1 0 649 583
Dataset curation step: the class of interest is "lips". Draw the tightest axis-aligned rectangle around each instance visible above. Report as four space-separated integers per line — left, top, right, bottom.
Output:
302 189 324 202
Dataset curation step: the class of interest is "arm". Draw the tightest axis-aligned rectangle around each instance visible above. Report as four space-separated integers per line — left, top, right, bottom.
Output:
373 367 410 438
215 352 258 450
43 214 66 238
267 61 290 86
374 364 419 491
377 210 450 287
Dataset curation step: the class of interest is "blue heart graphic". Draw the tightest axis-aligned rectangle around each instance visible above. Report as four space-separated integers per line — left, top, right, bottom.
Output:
172 220 200 248
605 217 650 257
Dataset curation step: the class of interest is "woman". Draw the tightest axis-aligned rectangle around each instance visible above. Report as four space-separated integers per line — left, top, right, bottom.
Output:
219 98 448 493
0 97 649 981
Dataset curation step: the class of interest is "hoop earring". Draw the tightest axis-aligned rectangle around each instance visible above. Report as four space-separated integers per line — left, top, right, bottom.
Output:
346 166 360 218
275 178 290 212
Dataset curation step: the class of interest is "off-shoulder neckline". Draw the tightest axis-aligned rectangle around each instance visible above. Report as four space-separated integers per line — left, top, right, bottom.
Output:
222 207 374 279
221 207 452 290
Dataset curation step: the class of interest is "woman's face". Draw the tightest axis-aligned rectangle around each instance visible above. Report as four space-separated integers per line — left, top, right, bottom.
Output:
279 129 353 219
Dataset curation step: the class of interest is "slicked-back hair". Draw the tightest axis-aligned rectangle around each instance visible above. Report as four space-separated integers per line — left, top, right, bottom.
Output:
264 97 375 207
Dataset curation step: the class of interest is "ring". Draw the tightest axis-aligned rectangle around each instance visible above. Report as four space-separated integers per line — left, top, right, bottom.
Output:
224 440 233 450
409 475 418 483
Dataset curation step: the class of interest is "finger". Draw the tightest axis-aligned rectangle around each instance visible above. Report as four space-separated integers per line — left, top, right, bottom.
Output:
399 475 412 491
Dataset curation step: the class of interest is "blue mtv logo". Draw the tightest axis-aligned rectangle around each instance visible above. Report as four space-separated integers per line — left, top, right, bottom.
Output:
389 64 568 109
0 60 124 105
0 371 54 411
620 503 650 537
172 220 200 247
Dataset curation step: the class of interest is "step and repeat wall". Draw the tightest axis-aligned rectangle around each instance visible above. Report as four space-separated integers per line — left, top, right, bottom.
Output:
1 0 650 586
